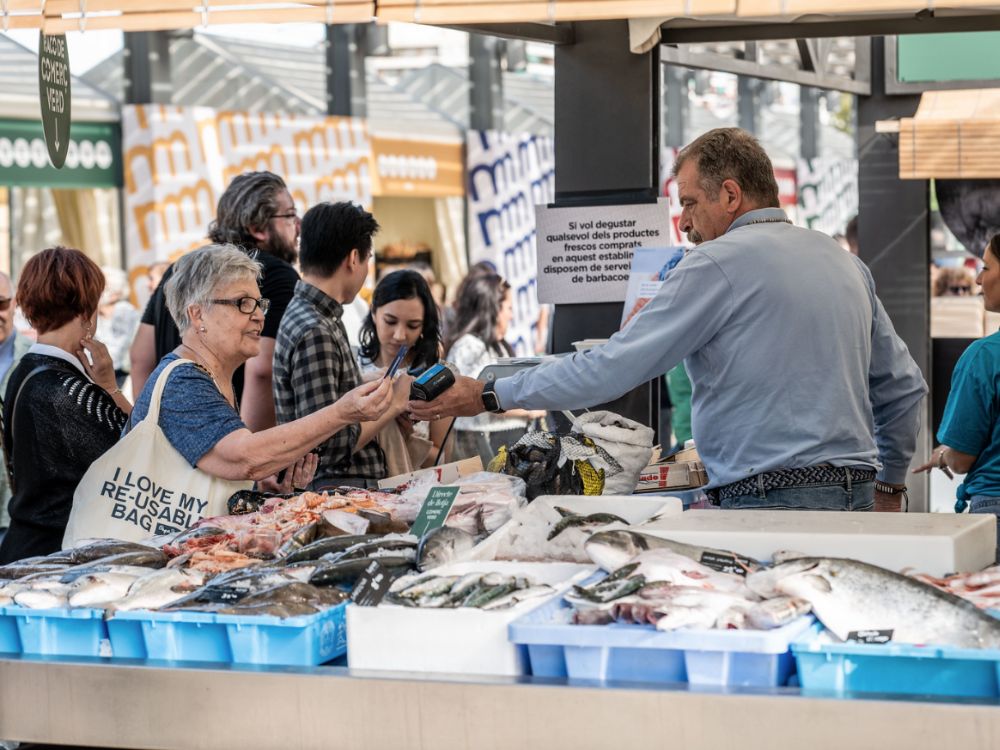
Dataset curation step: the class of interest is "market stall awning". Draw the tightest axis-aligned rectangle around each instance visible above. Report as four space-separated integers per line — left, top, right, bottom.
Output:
897 89 1000 179
0 0 373 33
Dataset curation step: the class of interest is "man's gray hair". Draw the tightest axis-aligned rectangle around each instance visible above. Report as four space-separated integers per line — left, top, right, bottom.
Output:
165 244 262 333
672 127 780 208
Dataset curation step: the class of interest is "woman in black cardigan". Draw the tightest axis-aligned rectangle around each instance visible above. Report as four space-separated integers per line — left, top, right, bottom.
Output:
0 247 131 563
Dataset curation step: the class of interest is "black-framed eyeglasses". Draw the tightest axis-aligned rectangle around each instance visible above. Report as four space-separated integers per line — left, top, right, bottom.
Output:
272 211 300 222
209 296 270 315
0 298 12 311
949 286 973 295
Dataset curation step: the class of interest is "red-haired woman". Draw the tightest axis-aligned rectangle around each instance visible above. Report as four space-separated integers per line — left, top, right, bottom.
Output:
0 247 131 563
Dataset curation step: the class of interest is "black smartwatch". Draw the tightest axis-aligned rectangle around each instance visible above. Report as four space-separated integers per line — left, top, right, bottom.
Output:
481 380 503 413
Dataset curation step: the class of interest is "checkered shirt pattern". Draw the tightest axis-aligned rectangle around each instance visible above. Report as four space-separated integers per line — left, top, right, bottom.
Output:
273 281 386 482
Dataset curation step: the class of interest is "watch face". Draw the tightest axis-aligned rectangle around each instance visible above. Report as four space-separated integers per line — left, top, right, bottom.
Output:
482 386 500 412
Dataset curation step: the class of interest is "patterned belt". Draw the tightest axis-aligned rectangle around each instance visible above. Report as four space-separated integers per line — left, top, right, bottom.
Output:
706 465 877 505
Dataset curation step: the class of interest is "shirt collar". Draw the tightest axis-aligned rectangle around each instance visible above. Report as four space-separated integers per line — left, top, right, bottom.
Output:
28 342 90 378
727 207 790 233
296 280 344 320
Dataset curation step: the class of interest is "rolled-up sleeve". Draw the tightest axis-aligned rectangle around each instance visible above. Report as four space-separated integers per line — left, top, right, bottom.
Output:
495 252 735 411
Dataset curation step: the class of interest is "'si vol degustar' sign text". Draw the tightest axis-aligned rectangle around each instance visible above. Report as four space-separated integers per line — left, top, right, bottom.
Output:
39 32 71 169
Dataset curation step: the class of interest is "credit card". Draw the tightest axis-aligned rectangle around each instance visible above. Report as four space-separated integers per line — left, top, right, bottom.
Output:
384 344 409 379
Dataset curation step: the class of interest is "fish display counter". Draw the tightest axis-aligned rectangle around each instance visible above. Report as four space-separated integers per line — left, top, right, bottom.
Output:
3 481 1000 749
2 651 1000 749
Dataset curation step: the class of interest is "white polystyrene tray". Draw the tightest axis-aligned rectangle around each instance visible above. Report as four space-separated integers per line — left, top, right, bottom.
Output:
346 561 594 676
641 510 996 575
468 495 683 563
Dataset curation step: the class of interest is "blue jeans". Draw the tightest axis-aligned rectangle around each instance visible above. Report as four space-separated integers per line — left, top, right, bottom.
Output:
969 495 1000 563
720 480 874 511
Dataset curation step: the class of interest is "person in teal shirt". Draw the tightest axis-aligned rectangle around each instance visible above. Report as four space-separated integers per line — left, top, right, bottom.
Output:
667 364 692 449
919 234 1000 561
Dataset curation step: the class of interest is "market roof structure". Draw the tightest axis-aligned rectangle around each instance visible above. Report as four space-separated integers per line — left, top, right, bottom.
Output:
0 33 118 121
82 32 554 136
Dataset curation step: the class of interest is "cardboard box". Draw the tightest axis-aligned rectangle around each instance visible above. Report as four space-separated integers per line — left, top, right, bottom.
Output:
346 561 594 676
377 456 483 490
635 460 708 493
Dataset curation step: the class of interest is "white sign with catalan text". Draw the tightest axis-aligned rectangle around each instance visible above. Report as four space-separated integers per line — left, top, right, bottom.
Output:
535 201 672 304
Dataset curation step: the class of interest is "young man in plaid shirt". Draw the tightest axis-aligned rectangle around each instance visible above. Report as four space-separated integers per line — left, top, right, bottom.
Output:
273 202 411 489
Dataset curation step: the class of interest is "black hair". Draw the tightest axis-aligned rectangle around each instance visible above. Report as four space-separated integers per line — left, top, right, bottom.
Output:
446 273 511 355
359 270 441 371
299 201 380 277
208 171 287 250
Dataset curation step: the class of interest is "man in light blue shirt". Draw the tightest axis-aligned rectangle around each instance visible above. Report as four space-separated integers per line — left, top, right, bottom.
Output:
410 128 927 511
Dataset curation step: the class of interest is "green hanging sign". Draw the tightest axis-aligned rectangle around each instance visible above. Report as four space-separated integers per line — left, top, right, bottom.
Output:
0 119 121 188
409 486 460 538
38 32 71 169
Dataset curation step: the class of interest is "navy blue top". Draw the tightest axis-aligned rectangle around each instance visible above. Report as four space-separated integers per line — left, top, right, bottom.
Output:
127 353 246 467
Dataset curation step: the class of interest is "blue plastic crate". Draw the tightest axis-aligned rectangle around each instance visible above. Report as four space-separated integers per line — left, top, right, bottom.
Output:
10 606 108 657
222 602 348 666
0 606 21 654
115 610 231 663
792 632 1000 698
509 593 813 687
105 615 147 659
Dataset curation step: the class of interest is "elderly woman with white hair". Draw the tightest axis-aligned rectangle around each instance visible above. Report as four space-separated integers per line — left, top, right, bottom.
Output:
143 242 393 480
65 245 395 543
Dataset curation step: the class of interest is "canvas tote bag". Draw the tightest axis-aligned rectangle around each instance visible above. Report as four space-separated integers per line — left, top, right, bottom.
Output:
64 358 252 547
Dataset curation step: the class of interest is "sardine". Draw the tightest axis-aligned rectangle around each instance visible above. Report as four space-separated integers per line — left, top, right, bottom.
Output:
68 570 151 608
398 575 460 600
480 584 554 610
462 581 516 608
747 557 1000 648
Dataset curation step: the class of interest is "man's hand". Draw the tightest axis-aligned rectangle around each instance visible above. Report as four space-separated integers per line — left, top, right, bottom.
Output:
408 375 486 422
874 483 906 512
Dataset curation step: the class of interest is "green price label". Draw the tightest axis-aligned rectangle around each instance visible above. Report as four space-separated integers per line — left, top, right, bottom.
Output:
38 31 71 169
409 486 460 538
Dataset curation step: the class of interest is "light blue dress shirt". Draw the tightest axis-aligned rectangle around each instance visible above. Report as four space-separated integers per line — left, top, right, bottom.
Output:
495 208 928 488
0 331 17 385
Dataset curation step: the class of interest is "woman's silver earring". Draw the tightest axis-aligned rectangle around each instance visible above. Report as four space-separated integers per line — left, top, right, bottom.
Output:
199 326 207 333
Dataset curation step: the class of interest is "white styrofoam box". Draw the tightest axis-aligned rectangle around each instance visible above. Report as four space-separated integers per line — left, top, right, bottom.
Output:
469 495 683 563
531 495 683 521
346 561 594 676
641 510 996 575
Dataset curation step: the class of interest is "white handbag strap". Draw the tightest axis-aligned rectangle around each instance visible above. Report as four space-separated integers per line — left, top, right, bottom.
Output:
144 358 197 426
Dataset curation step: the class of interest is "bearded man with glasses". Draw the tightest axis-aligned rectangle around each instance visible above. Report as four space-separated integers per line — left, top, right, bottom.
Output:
130 171 301 432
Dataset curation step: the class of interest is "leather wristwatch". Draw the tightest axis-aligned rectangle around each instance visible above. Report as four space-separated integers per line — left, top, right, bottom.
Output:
481 380 503 413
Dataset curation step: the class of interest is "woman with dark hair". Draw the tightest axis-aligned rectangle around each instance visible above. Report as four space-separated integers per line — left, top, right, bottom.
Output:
0 247 131 562
918 233 1000 562
445 273 543 463
359 270 450 473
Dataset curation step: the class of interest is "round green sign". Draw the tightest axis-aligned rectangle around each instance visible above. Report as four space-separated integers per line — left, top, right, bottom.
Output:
38 32 71 169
